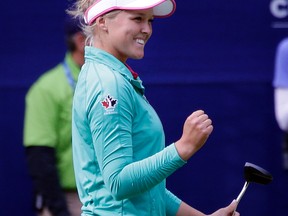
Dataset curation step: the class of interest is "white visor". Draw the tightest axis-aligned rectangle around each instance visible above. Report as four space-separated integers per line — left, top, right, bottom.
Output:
84 0 176 25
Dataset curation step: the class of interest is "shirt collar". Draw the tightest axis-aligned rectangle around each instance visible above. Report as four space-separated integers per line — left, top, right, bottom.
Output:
84 46 145 94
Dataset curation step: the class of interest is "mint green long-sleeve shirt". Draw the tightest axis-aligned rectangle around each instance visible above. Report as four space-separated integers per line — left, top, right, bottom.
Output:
72 47 186 216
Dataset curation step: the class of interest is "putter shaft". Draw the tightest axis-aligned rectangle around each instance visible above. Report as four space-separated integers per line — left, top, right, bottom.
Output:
236 181 250 203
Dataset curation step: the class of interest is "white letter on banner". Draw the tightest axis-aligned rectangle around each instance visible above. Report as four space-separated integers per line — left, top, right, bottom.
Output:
270 0 288 18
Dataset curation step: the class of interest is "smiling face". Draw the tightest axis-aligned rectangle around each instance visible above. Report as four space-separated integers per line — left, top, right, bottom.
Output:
96 9 154 63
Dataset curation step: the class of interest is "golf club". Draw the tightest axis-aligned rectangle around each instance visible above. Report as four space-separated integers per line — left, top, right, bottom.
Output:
236 162 273 204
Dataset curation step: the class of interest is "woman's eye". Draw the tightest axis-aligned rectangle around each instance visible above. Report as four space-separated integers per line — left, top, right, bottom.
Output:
133 16 154 24
133 17 142 22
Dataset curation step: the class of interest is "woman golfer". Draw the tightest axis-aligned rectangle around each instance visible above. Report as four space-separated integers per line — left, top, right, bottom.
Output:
69 0 240 215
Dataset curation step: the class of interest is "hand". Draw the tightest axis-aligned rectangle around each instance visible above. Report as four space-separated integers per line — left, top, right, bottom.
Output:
175 110 213 161
176 200 239 216
208 200 240 216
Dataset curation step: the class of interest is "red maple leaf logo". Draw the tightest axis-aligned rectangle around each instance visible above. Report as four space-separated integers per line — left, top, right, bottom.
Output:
101 101 109 108
101 95 117 109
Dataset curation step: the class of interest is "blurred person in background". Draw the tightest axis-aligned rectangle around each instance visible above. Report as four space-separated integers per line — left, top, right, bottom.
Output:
23 15 85 216
274 37 288 170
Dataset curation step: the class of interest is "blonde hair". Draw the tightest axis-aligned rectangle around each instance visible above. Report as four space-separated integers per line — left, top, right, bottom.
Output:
67 0 122 46
67 0 96 46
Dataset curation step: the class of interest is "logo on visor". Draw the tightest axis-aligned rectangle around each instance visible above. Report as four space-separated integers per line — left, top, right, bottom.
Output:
101 95 118 115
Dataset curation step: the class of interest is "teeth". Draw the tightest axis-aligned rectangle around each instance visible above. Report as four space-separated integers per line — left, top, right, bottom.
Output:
136 39 145 45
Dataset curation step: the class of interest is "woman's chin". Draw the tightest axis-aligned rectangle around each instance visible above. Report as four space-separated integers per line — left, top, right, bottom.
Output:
131 53 145 60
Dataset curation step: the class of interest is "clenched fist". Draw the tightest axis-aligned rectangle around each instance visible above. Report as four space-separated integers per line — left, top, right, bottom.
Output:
175 110 213 161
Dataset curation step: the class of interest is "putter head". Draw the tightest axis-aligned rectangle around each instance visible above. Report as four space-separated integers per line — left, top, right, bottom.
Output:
244 162 273 185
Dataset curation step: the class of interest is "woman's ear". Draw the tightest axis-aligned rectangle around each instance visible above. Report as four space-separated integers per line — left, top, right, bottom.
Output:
97 16 108 31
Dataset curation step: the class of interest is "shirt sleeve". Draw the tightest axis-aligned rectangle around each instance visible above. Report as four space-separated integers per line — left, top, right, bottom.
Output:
165 189 182 216
87 69 186 201
273 38 288 88
25 146 70 216
24 81 58 147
